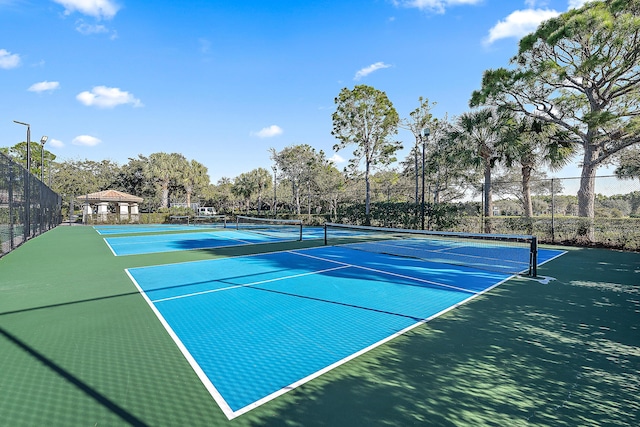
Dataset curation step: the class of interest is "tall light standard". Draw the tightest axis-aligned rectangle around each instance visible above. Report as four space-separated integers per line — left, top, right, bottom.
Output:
13 120 31 238
420 127 430 230
13 120 31 172
272 165 277 218
40 136 48 182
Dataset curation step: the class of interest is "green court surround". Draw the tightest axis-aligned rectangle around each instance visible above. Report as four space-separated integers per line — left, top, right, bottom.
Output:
0 226 638 426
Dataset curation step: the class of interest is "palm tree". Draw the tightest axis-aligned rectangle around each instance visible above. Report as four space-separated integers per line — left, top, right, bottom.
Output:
232 172 258 214
451 108 511 233
182 160 210 209
508 116 576 219
251 168 272 215
148 152 188 209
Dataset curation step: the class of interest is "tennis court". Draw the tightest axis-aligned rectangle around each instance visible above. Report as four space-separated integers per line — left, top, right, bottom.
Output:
94 224 216 235
126 242 564 419
104 229 302 256
2 225 638 426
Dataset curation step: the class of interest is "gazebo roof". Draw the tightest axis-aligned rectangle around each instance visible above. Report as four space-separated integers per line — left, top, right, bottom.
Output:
76 190 143 203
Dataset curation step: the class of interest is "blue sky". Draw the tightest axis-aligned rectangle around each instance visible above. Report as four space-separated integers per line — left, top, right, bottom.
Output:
1 0 591 183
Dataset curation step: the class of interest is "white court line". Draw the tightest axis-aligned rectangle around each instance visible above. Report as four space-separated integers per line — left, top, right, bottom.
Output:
125 269 236 419
150 265 351 303
106 231 257 256
288 249 479 295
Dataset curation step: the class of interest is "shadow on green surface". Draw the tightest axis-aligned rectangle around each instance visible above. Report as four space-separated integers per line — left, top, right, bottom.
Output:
1 326 151 426
1 226 637 426
240 247 639 427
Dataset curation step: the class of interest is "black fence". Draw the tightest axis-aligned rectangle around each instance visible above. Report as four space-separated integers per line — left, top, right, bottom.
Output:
329 175 640 251
1 152 62 257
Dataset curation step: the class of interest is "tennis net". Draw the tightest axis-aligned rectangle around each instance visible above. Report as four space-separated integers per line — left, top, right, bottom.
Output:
236 216 303 241
193 214 228 227
324 223 538 276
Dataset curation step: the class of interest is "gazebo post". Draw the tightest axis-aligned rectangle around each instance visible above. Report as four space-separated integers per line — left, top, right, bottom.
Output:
118 202 130 223
131 203 139 223
97 202 109 223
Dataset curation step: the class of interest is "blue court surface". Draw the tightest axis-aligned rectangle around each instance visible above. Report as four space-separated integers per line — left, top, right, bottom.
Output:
125 245 565 419
94 224 222 235
104 229 301 256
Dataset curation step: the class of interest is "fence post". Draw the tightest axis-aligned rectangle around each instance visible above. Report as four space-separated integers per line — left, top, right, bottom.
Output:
551 178 555 243
8 160 15 250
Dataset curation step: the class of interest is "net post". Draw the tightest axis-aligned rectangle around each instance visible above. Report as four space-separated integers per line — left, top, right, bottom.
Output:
298 222 303 241
530 236 538 277
324 223 328 245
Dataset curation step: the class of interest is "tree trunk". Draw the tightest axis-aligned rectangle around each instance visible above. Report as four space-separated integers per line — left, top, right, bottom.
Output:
414 145 419 205
365 163 371 226
483 161 492 234
521 165 533 218
307 181 311 217
293 183 301 215
161 182 169 208
578 145 599 242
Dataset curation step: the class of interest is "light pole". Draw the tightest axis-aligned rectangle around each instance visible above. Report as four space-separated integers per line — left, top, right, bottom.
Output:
13 120 31 172
420 127 430 230
13 120 31 238
272 165 277 218
40 136 48 182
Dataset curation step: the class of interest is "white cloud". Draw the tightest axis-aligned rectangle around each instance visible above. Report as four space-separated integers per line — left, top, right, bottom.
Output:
0 49 20 69
53 0 120 20
76 21 109 34
28 81 60 93
393 0 483 14
568 0 589 9
329 153 345 164
252 125 283 138
49 138 65 148
76 86 143 108
72 135 101 146
354 62 392 80
484 9 560 46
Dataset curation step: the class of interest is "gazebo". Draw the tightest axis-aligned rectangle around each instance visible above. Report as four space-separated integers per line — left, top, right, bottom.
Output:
76 190 144 223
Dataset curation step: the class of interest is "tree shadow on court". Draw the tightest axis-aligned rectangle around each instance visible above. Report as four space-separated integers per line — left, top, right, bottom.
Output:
239 247 639 427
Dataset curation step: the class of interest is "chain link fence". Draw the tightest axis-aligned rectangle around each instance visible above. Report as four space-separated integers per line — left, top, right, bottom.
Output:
1 152 62 257
329 175 640 250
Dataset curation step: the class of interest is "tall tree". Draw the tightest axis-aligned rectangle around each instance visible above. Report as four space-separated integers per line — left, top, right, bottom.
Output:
270 145 323 215
148 152 188 209
51 159 120 198
116 155 151 193
315 163 345 221
1 141 56 180
182 160 210 208
207 177 236 213
450 108 512 233
399 97 436 208
332 85 401 225
471 0 640 238
507 117 575 218
251 167 272 215
232 171 258 213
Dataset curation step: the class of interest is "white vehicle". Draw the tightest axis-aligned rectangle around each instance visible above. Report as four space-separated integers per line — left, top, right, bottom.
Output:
197 207 217 216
